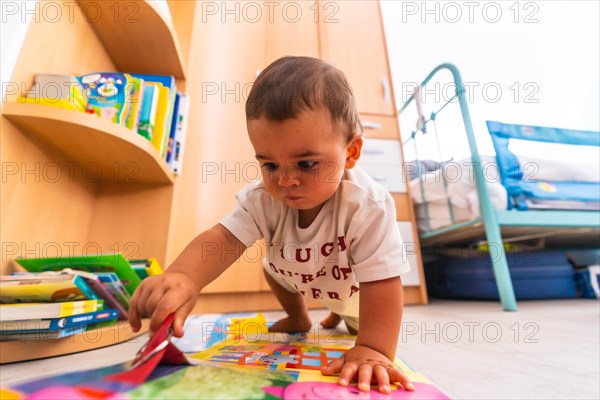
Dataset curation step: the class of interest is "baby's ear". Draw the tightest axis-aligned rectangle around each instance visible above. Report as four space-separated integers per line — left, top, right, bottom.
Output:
345 134 363 169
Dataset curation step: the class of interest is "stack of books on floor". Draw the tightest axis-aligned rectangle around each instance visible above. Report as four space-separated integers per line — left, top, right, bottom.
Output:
21 72 190 175
0 254 162 342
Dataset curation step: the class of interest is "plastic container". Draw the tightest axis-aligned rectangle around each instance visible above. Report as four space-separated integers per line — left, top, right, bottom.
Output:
425 250 578 300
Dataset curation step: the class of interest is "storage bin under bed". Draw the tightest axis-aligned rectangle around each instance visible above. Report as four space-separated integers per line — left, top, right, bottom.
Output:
424 250 578 300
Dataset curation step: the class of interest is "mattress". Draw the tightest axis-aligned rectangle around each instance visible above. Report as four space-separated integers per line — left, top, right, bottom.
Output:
410 156 600 232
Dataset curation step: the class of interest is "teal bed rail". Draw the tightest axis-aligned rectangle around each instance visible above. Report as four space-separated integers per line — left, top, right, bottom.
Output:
399 63 519 311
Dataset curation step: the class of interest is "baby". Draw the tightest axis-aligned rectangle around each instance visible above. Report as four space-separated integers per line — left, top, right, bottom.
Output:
130 56 414 393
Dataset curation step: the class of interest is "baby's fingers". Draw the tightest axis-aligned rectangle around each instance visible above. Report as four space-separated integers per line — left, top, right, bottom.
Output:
373 365 391 393
357 364 373 392
171 298 196 338
388 367 415 391
128 286 145 332
338 362 359 387
320 356 344 376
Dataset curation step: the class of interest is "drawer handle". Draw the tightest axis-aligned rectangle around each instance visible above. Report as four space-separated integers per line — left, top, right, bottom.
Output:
371 175 387 182
362 120 383 130
362 149 385 155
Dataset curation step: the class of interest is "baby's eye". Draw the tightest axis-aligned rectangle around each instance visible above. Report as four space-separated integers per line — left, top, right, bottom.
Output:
262 162 278 171
297 160 318 170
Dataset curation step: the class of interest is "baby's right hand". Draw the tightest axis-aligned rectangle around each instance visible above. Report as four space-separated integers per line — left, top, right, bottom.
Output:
128 272 199 338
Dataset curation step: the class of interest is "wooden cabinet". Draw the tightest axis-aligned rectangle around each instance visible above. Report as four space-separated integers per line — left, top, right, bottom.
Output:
265 1 320 64
193 1 427 307
319 1 396 116
3 0 427 313
168 3 268 295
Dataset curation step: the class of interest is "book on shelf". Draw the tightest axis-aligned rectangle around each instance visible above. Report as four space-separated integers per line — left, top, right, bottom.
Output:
21 73 86 111
165 91 181 167
15 253 142 296
170 93 190 175
146 82 170 156
129 258 164 280
0 299 102 322
60 269 129 319
20 71 188 173
0 324 88 341
95 272 131 309
0 273 99 304
138 82 158 140
77 72 133 124
125 75 145 132
132 74 177 157
0 309 119 333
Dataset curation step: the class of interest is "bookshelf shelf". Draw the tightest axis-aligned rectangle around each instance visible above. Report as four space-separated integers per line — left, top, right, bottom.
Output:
76 0 187 79
3 103 175 185
0 319 149 364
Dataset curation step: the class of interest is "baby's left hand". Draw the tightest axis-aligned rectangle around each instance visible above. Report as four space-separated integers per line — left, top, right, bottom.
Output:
320 345 414 394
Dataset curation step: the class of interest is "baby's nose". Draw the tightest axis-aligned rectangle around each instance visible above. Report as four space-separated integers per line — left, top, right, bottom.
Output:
277 167 300 186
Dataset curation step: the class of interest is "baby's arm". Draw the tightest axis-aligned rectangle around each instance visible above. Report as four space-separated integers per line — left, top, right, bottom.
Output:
321 276 414 393
129 224 245 337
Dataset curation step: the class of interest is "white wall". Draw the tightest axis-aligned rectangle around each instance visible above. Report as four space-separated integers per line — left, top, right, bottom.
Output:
382 0 600 160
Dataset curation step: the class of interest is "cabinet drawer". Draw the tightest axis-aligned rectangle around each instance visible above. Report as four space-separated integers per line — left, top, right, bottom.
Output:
360 163 406 193
360 138 403 165
397 222 421 286
360 114 400 140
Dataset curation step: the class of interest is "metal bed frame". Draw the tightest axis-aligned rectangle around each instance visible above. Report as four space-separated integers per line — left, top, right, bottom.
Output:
399 63 600 311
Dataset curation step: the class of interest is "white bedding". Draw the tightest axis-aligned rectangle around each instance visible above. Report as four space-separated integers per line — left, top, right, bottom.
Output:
410 155 600 231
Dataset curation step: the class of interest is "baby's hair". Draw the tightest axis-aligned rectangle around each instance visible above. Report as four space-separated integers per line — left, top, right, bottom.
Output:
246 56 364 140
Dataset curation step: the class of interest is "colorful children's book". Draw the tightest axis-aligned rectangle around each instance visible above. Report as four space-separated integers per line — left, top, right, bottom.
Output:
147 82 170 155
96 272 131 309
0 300 101 322
60 269 128 319
0 273 99 303
0 309 118 333
129 258 164 280
129 260 149 279
2 313 449 399
170 93 190 175
137 82 158 140
125 76 145 131
15 253 142 296
77 73 132 124
22 73 87 111
132 74 177 157
145 258 164 276
0 325 88 341
165 91 181 165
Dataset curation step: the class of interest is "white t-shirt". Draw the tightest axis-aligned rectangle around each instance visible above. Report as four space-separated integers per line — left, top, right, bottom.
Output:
220 166 411 318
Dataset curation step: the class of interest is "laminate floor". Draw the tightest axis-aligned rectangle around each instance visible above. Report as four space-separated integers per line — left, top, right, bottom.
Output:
1 299 598 399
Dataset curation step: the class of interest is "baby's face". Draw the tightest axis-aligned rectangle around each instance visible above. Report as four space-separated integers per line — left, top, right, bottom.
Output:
248 107 361 215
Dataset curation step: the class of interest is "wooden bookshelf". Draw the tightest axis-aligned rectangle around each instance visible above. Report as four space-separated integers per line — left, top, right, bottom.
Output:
0 319 149 364
77 0 187 79
0 0 194 364
3 102 174 185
